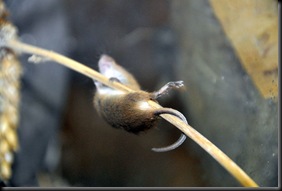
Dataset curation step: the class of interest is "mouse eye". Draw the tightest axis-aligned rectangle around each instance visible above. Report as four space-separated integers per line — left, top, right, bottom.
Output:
101 84 108 88
109 77 121 83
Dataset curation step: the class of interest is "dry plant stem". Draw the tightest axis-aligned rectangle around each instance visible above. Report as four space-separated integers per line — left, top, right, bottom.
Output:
6 40 133 93
5 40 258 187
148 101 258 187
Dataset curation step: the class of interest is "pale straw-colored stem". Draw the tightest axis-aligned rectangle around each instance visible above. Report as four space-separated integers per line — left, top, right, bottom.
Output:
7 40 133 93
148 101 258 187
5 40 259 187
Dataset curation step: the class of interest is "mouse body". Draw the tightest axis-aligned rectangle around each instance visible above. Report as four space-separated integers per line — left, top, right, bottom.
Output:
93 54 187 152
94 55 159 134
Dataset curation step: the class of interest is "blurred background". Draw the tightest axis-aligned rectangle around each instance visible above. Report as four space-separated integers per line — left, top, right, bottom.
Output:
1 0 278 187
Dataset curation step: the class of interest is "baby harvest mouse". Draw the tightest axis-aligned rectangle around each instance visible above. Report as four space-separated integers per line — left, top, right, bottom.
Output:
93 54 187 152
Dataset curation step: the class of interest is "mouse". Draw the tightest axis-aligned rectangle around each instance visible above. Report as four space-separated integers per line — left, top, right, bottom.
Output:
93 54 187 152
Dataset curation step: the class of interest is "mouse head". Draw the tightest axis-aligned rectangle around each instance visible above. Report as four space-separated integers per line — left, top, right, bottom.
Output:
94 54 140 92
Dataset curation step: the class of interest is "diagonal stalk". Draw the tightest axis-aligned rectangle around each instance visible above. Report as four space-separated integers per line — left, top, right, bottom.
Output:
5 39 259 187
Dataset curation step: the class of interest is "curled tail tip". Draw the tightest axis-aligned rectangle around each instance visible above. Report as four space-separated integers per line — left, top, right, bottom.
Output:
151 134 187 152
151 147 171 152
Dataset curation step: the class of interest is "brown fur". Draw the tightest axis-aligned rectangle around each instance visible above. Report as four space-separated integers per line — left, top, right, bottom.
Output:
94 91 160 134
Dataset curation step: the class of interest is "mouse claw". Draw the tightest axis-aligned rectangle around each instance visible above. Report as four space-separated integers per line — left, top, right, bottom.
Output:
153 80 185 99
169 81 184 89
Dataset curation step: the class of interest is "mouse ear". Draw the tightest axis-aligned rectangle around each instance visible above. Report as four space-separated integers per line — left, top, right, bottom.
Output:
98 54 115 73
